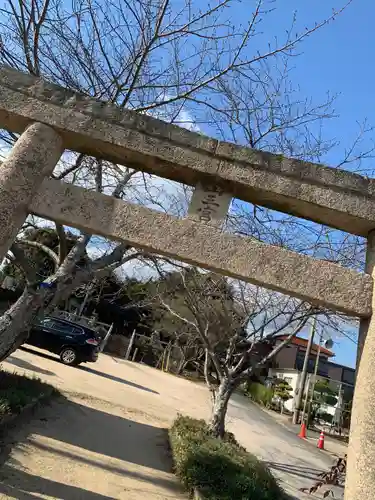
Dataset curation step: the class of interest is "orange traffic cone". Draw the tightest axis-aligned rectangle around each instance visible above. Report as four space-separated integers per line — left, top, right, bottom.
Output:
298 422 307 439
317 430 325 450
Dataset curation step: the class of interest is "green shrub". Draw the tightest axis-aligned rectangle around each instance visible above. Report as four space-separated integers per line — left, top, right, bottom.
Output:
246 382 274 407
0 370 57 416
169 415 285 500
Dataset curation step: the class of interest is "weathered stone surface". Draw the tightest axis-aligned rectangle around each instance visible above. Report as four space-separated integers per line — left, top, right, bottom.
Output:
188 183 232 228
29 178 372 318
1 66 375 235
346 231 375 500
0 122 63 259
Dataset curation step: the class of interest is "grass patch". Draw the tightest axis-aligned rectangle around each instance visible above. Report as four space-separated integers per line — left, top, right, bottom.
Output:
0 369 58 417
169 415 286 500
245 382 274 407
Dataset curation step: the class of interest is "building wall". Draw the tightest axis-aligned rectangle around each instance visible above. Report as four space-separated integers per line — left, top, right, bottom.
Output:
273 345 298 370
273 342 330 373
342 367 355 386
327 364 343 383
268 369 301 412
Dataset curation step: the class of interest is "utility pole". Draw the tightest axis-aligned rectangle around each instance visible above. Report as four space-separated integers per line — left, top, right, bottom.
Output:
301 373 311 424
293 316 317 424
302 332 322 425
301 331 334 426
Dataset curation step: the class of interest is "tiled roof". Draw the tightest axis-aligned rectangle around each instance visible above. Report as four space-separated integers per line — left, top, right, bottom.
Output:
275 335 335 358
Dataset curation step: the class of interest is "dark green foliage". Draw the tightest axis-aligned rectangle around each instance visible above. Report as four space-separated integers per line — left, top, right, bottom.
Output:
83 275 153 336
309 380 338 425
273 379 292 402
169 415 286 500
313 380 338 407
0 370 57 415
273 379 292 412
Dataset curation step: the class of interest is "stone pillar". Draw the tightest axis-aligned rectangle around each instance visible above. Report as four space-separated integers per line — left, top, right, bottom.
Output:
345 230 375 500
0 122 63 259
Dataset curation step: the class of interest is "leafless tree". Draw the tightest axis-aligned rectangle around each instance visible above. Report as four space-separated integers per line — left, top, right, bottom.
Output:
156 268 333 437
0 0 359 360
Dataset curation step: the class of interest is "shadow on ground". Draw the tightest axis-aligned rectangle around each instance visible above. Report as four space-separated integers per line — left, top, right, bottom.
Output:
79 365 159 394
18 347 159 394
266 461 344 500
0 463 115 499
35 398 169 470
19 346 60 363
0 396 182 498
7 354 55 376
266 461 324 482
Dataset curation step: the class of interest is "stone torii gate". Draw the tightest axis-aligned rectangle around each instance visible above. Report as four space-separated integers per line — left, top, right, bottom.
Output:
0 66 373 498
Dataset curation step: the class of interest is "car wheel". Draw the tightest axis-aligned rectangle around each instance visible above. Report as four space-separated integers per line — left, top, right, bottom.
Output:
60 347 79 366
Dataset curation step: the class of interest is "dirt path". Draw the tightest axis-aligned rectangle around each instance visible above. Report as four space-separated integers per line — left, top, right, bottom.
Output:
0 347 343 499
0 394 186 499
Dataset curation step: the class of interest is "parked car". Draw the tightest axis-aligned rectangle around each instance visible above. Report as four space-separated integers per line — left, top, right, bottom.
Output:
25 316 100 366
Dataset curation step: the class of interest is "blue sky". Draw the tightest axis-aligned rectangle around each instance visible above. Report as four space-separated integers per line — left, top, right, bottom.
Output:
286 0 371 369
85 0 374 369
240 0 372 368
253 0 373 171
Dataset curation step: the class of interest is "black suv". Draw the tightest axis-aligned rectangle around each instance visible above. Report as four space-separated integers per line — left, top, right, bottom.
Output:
25 317 100 366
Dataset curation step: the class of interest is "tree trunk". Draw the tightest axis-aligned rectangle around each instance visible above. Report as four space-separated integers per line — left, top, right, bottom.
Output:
176 359 185 375
209 377 234 438
176 351 188 375
0 286 46 361
0 238 132 362
0 263 90 361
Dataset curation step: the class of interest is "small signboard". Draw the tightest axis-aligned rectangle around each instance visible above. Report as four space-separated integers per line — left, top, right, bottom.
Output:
188 183 232 229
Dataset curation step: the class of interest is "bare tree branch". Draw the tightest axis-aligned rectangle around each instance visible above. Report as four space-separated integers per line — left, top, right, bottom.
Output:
16 238 59 270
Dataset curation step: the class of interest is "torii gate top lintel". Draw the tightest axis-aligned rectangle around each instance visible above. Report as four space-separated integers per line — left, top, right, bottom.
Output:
0 65 374 237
